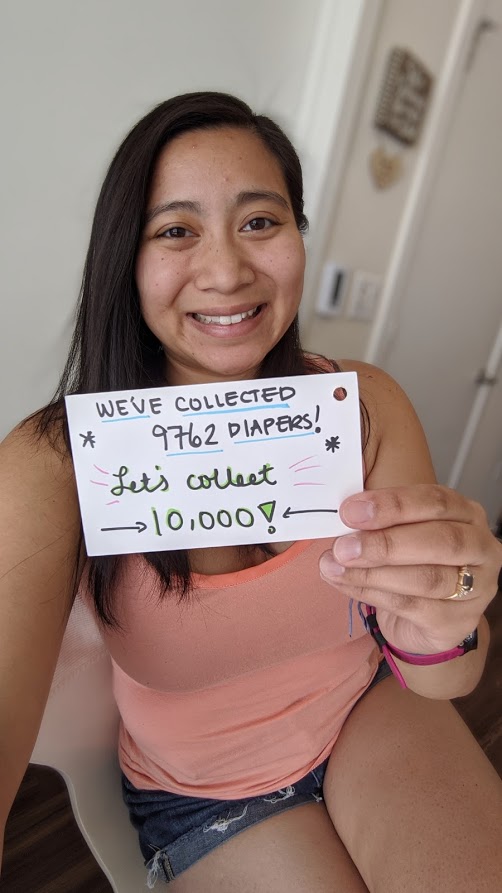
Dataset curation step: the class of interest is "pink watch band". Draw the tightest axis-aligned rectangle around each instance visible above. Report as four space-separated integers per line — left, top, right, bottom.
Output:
365 606 478 690
385 640 469 664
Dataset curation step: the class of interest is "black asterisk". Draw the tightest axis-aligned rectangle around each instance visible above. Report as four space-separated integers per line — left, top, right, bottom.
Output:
80 430 96 449
325 436 340 453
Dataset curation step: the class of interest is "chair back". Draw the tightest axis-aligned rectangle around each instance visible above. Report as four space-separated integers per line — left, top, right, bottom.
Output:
31 593 148 892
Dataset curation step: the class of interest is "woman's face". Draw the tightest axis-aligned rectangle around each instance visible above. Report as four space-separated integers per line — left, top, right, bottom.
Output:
135 127 305 386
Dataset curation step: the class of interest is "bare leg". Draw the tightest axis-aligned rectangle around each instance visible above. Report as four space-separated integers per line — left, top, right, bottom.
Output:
170 801 368 893
324 676 502 893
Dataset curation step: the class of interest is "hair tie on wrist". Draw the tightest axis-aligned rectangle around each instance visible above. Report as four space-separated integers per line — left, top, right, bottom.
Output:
364 606 478 690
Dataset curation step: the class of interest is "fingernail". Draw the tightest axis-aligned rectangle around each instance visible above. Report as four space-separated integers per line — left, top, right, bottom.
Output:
319 554 345 578
342 499 374 524
334 534 362 562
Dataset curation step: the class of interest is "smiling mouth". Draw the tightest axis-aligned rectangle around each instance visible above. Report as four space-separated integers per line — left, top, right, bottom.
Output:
192 305 262 326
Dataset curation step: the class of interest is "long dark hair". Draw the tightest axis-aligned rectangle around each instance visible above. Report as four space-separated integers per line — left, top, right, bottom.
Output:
36 91 363 625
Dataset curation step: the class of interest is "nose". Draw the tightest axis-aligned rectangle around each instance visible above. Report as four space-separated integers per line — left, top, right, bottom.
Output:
193 234 255 294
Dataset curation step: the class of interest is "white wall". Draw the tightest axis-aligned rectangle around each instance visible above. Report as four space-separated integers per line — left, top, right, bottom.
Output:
1 0 369 437
368 0 502 497
303 0 461 360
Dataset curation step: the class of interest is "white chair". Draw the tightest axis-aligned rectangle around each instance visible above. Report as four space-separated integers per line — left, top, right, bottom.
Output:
30 594 149 892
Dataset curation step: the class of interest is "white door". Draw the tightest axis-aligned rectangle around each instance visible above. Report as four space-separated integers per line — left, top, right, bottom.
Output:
451 321 502 527
374 0 502 524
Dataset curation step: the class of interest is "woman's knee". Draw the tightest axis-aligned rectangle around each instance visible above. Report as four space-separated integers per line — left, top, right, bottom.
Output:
322 677 502 893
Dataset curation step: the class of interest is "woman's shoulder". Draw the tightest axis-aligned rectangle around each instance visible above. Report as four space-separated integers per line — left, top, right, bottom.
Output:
335 360 435 486
0 412 82 589
1 409 74 482
332 357 392 382
304 354 400 391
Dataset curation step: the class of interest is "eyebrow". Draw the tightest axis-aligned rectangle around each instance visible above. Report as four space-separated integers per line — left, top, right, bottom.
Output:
144 190 291 224
144 200 202 224
235 190 291 211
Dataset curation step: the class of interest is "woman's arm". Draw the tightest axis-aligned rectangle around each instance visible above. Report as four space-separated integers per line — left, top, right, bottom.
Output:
319 361 501 699
0 420 83 868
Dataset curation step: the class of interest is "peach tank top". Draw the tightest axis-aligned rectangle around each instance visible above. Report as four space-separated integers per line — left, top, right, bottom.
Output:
98 538 378 799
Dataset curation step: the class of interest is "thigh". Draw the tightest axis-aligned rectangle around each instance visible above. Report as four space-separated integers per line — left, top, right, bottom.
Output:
324 676 502 893
170 802 368 893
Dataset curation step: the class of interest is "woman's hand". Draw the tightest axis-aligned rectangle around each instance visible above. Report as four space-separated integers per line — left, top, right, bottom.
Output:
319 484 502 655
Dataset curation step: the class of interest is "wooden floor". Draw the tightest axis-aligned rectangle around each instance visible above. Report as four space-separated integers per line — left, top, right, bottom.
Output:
1 594 501 893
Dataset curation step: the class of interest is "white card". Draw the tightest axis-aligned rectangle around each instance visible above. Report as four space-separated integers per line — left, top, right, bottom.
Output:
65 372 363 555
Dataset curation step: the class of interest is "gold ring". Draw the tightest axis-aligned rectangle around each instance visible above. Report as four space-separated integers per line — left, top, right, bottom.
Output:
445 565 474 600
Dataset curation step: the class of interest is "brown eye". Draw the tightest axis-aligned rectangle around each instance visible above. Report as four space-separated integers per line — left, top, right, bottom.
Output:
242 217 275 232
161 226 192 239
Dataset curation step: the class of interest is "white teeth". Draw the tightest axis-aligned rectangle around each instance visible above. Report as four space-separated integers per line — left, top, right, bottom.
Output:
194 307 259 325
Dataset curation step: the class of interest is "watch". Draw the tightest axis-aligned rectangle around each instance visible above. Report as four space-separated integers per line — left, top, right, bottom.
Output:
365 606 478 688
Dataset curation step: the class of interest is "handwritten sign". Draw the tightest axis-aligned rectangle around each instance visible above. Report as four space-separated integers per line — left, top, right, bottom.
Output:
65 372 363 556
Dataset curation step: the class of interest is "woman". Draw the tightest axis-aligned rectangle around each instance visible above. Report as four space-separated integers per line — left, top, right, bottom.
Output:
1 92 501 892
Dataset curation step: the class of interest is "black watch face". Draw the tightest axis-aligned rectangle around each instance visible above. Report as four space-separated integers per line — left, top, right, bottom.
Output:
461 630 478 652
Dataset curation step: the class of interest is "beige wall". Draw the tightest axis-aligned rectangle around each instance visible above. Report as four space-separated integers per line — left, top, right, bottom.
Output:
3 0 363 437
303 0 461 361
1 0 464 436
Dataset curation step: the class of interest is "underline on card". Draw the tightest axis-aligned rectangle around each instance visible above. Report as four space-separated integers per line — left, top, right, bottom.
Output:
101 415 152 422
233 432 316 444
184 403 290 416
166 449 225 457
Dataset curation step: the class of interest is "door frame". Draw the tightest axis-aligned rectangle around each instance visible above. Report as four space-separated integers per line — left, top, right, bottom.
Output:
296 0 384 327
448 320 502 489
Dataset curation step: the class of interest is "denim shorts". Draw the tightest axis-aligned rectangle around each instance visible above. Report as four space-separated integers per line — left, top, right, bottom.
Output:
122 659 392 886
